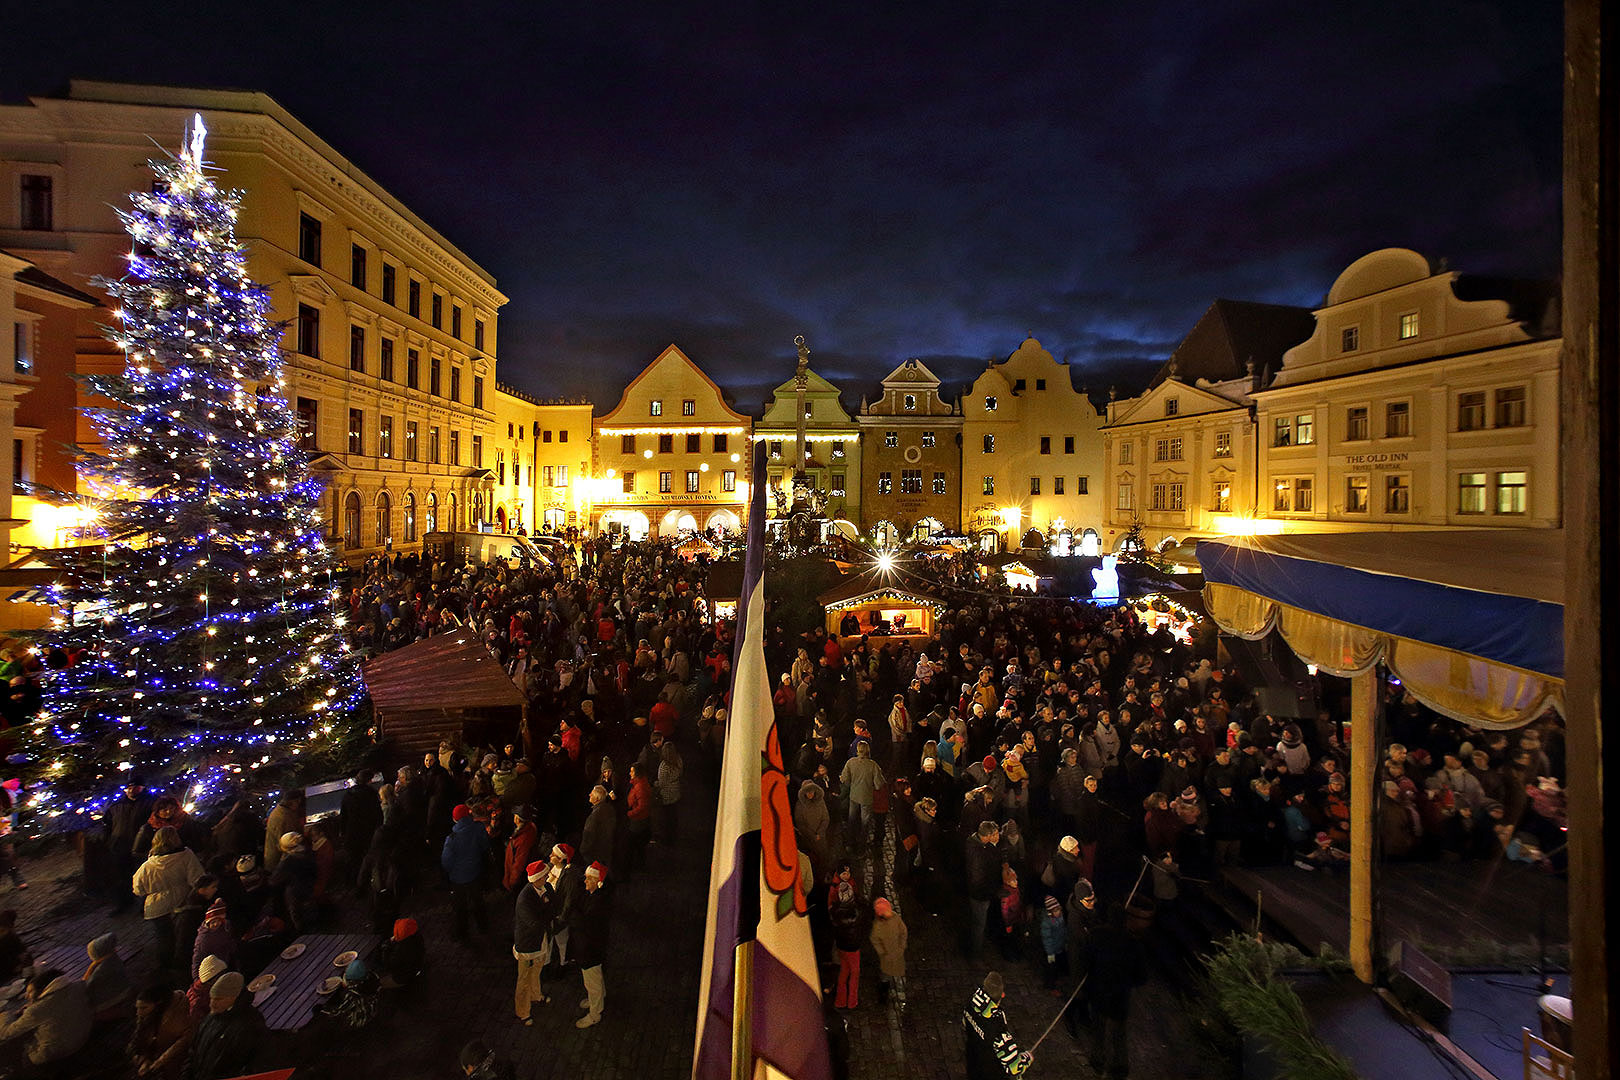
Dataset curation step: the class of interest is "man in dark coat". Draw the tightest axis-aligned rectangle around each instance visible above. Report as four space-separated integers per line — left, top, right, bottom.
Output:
185 972 265 1080
570 862 612 1028
339 770 382 882
962 970 1030 1078
1079 904 1144 1080
578 785 616 874
105 781 152 912
964 822 1002 956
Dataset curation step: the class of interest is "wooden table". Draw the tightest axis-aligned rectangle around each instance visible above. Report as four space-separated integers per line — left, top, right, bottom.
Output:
248 932 381 1031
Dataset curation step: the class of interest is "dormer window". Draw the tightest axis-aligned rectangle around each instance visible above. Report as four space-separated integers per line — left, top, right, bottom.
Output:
1342 326 1360 352
1164 397 1179 416
903 394 916 411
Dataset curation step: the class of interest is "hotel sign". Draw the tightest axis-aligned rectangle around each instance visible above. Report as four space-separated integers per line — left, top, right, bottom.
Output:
1343 451 1410 469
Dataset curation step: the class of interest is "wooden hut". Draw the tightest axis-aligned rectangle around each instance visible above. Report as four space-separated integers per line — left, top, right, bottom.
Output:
819 568 944 644
362 628 530 757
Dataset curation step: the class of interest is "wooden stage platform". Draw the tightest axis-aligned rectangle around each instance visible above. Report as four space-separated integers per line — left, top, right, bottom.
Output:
1219 860 1568 964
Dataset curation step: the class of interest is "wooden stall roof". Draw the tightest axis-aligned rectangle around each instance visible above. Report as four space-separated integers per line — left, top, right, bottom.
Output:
817 567 942 608
361 628 525 711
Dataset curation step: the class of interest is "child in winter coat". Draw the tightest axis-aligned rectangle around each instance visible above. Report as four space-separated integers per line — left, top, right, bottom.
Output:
827 865 865 1009
868 897 908 1009
1038 894 1068 989
997 863 1023 962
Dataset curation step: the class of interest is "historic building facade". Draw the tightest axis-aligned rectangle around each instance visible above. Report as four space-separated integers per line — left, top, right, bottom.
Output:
591 344 750 540
960 337 1107 551
0 81 506 562
1102 300 1315 552
856 358 961 545
754 366 862 533
1251 248 1561 532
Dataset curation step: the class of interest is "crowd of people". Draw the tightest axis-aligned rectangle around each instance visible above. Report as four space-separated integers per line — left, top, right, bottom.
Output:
0 530 1572 1079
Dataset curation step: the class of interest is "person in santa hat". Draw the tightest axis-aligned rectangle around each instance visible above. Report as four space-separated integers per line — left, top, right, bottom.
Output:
570 861 612 1028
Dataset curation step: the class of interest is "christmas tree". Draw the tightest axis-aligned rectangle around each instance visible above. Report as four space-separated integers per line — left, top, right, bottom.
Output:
26 115 361 828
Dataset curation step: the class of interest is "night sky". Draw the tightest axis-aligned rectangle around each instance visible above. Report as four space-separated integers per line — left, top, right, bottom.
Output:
2 1 1561 410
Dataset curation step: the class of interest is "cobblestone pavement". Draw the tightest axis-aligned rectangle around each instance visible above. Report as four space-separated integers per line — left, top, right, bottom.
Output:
4 767 1234 1080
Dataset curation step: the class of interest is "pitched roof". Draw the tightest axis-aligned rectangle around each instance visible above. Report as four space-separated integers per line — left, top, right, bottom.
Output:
1150 299 1315 389
817 566 942 607
361 627 524 712
5 255 101 307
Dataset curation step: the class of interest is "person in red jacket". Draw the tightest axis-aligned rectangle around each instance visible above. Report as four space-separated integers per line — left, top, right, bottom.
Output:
649 697 679 740
503 806 539 893
625 765 653 875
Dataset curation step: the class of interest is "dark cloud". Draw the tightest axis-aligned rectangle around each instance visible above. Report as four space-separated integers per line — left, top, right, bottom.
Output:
2 0 1560 408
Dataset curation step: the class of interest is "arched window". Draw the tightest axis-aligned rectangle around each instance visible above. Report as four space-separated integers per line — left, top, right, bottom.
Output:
403 492 417 543
425 492 438 535
446 493 458 532
472 491 484 526
343 491 362 550
376 491 391 546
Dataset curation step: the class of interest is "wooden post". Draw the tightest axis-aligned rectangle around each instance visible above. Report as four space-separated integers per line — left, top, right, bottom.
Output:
731 939 753 1080
1563 0 1618 1072
1348 669 1379 984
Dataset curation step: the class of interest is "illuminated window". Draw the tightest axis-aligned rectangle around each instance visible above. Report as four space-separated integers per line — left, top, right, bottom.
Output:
650 399 663 416
982 475 995 496
1118 442 1133 464
683 399 696 416
830 440 844 457
1346 475 1368 513
983 434 995 453
429 426 440 464
1150 482 1183 511
1273 478 1292 512
885 431 898 448
1495 471 1527 514
922 431 936 448
1213 432 1231 457
1153 436 1182 461
1295 414 1314 445
405 421 418 461
1457 472 1486 514
1273 416 1292 447
379 416 393 459
1116 482 1134 510
1399 311 1420 339
659 471 672 493
686 470 700 493
878 472 892 495
933 471 946 495
831 473 846 496
1212 480 1231 512
1385 474 1410 514
901 469 922 493
1294 477 1314 512
984 396 997 411
904 394 917 411
722 470 736 492
769 441 783 459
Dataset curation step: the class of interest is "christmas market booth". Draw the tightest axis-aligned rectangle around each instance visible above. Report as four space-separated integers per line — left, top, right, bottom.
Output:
362 627 530 757
820 568 944 644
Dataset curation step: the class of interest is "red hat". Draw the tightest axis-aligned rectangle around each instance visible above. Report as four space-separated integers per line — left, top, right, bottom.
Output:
586 861 607 880
873 897 893 918
552 843 574 862
393 918 418 941
983 756 997 770
526 860 547 883
204 898 228 924
451 804 472 821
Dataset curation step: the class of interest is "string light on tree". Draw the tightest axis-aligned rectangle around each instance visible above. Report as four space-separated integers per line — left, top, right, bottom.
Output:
27 114 363 831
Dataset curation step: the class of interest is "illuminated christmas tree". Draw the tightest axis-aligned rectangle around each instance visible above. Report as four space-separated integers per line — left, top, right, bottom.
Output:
27 115 361 826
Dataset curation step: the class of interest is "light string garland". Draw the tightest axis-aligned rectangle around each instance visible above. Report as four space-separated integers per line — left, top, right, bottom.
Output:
21 114 363 832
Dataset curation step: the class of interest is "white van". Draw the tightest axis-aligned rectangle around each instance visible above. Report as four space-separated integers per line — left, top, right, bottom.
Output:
424 530 553 570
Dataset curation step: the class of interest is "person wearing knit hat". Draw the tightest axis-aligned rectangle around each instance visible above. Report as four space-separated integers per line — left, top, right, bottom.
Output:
869 895 909 1008
277 831 304 853
1038 892 1068 989
443 791 492 942
84 931 132 1022
198 954 228 985
208 970 244 1003
191 896 237 982
378 918 424 990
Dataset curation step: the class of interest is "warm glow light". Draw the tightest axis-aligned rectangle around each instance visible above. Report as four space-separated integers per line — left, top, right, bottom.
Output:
643 449 654 459
875 552 895 573
1211 515 1285 536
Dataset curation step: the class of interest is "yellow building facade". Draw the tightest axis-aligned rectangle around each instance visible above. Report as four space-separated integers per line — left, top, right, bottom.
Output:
1252 248 1561 532
591 344 750 539
961 337 1106 551
755 367 862 533
0 81 506 564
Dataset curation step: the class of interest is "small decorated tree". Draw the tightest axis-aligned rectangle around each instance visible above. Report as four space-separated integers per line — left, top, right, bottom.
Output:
27 115 361 826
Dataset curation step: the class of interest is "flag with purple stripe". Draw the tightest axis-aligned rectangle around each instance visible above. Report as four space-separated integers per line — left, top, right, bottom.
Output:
693 442 831 1080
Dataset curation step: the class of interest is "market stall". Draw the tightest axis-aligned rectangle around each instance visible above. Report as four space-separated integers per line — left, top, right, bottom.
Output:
362 627 530 757
819 568 944 643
